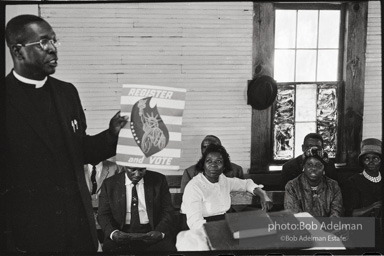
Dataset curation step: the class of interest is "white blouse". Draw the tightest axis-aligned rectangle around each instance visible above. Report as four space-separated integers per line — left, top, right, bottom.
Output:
181 173 263 230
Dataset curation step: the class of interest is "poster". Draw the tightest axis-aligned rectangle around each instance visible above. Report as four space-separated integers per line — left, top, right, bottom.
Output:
116 84 186 171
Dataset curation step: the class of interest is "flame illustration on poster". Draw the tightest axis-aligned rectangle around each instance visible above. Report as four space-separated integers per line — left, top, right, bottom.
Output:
117 84 186 172
130 97 169 157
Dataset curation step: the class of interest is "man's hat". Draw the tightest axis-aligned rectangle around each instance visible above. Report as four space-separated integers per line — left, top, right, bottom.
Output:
358 138 382 166
247 75 278 110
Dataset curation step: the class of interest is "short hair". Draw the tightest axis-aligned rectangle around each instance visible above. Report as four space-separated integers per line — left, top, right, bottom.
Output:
195 144 233 174
202 135 221 144
200 135 221 150
5 14 48 47
303 133 324 145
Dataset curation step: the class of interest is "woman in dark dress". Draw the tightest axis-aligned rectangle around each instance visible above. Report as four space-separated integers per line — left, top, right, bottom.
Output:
343 138 382 245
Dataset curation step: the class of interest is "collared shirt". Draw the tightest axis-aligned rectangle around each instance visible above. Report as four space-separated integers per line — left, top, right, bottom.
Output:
124 173 149 225
181 173 263 230
13 70 47 88
110 174 163 240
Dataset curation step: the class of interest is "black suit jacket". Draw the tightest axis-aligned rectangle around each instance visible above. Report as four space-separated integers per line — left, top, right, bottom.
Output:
97 171 174 241
5 71 117 251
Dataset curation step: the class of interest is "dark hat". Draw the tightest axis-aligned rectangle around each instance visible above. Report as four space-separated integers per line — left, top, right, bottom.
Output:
247 75 278 110
358 138 382 166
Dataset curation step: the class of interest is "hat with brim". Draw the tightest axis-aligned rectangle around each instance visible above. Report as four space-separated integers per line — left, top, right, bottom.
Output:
247 75 277 110
358 138 382 166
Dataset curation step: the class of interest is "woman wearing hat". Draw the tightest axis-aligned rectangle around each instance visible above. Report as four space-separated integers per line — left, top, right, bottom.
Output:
284 147 343 217
343 138 382 217
342 138 382 246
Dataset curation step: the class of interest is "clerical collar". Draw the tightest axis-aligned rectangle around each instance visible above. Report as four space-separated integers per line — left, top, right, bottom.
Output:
13 70 47 88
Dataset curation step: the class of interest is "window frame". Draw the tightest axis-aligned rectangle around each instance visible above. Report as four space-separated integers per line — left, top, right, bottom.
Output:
250 2 367 173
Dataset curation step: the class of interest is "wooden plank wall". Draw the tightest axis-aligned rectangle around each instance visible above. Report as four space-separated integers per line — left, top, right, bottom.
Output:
363 0 382 140
40 2 254 173
6 1 380 173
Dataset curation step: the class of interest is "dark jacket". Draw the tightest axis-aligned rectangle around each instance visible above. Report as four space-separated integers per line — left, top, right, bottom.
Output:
5 72 117 251
97 171 174 241
284 174 343 217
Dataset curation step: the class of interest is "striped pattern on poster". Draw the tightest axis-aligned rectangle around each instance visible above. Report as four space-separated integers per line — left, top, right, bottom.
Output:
116 84 186 171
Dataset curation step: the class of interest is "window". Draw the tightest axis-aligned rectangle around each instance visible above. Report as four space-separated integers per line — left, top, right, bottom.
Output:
272 7 342 161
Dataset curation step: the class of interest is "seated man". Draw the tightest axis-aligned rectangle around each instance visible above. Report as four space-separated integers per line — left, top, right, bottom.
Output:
180 135 244 193
97 166 176 253
84 160 120 243
281 133 337 188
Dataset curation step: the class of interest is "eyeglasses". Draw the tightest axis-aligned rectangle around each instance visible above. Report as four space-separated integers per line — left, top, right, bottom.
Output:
363 156 381 164
16 38 60 51
126 167 146 173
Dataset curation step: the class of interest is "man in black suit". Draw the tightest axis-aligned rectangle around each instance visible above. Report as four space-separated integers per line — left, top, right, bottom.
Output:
4 15 128 253
98 166 176 252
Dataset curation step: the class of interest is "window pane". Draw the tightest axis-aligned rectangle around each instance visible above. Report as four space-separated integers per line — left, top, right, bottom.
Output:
317 85 338 158
295 122 316 157
275 10 297 48
318 10 340 48
273 87 295 160
296 84 317 122
317 50 338 81
297 10 318 48
274 50 295 82
274 123 294 160
296 50 316 82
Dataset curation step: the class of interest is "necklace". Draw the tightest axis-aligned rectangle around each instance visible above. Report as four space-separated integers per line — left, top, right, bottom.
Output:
362 170 382 183
311 186 320 198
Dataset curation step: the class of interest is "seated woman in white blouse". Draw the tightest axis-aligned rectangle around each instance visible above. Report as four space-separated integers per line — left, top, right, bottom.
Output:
180 144 273 231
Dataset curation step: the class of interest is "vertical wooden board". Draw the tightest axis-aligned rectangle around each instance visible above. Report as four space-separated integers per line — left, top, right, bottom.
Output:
250 3 275 173
363 1 382 140
340 2 368 166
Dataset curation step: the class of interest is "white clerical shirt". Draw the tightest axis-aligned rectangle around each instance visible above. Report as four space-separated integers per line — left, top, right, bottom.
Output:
13 70 47 88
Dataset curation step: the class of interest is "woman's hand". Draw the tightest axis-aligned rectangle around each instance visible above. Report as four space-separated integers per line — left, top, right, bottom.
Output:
253 188 273 212
260 194 273 212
